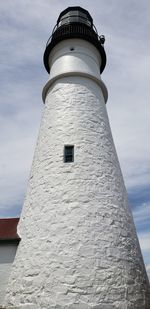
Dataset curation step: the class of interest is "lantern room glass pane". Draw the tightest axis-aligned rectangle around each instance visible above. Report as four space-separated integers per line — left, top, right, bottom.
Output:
58 10 91 27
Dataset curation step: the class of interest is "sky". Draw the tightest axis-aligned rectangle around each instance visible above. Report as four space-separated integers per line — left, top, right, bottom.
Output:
0 0 150 279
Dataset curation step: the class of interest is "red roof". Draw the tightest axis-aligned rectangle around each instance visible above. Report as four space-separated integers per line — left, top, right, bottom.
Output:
0 218 20 242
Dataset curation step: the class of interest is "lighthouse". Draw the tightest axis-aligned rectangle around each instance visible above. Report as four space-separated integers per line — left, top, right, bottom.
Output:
4 6 150 309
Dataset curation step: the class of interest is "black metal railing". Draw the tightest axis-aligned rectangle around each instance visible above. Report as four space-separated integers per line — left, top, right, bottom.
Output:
43 14 106 74
46 20 99 48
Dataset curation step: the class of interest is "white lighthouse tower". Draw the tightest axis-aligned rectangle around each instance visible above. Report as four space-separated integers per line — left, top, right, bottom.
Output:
4 6 150 309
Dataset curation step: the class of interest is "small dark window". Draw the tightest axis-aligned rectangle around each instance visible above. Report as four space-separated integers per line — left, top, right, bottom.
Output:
64 145 74 163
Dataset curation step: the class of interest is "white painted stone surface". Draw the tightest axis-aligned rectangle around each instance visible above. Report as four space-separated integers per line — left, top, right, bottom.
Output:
42 39 108 102
48 39 101 81
0 244 17 306
4 38 150 308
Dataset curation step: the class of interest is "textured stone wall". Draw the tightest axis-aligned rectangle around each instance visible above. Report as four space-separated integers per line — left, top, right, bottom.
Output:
4 77 150 308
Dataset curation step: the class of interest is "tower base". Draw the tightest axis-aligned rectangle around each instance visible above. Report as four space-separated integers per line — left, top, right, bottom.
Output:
1 302 150 309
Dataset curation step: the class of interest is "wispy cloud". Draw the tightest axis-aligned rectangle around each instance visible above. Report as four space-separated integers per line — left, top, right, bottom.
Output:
133 202 150 229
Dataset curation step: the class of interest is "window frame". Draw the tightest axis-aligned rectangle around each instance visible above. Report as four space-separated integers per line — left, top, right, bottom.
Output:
64 145 74 163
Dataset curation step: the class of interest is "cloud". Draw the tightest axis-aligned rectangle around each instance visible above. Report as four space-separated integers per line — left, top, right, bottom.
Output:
133 202 150 227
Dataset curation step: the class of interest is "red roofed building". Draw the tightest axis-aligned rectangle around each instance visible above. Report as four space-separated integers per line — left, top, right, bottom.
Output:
0 218 20 305
0 218 20 243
